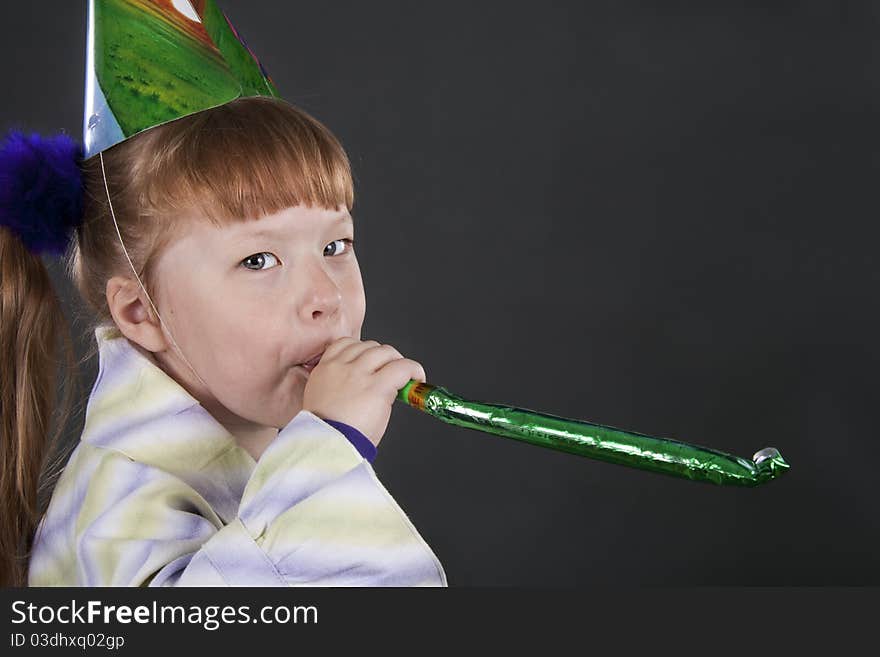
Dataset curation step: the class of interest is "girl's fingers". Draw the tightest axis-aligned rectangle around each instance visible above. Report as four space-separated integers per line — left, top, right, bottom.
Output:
352 344 405 372
322 340 425 388
376 358 427 391
321 336 359 360
335 339 382 363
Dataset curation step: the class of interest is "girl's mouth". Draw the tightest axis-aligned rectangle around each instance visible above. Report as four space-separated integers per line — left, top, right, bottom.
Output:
299 353 323 373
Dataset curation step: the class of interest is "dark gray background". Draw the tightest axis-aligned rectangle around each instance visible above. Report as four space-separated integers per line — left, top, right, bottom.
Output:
2 1 877 585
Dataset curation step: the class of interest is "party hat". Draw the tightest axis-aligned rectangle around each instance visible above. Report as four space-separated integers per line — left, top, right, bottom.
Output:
84 0 280 158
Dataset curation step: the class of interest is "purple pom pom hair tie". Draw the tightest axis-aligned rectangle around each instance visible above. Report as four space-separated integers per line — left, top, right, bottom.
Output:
0 130 85 257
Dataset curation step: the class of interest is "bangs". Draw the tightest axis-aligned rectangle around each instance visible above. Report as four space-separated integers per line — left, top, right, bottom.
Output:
136 97 354 226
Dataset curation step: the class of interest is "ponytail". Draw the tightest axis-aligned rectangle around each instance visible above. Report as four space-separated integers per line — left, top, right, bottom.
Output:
0 229 77 586
0 131 83 586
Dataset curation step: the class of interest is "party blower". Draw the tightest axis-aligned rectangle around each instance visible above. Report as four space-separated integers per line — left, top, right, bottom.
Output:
396 381 789 486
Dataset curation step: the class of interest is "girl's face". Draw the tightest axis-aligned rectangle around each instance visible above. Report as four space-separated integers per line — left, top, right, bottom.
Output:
150 203 365 431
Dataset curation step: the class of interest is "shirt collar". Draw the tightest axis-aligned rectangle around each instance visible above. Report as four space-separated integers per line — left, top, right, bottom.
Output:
80 325 257 523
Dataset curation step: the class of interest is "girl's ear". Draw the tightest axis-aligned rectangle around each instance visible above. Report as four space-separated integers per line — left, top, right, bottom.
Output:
105 276 168 353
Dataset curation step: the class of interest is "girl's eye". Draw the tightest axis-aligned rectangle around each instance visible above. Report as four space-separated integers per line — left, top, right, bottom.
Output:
240 252 280 271
324 238 355 257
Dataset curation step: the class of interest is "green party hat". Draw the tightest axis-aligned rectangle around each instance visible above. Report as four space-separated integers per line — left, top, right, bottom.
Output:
84 0 280 158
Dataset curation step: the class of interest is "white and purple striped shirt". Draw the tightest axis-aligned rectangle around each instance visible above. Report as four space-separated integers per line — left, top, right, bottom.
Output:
28 326 447 586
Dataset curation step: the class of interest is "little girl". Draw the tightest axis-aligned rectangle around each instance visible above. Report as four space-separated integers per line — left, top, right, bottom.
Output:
0 4 447 587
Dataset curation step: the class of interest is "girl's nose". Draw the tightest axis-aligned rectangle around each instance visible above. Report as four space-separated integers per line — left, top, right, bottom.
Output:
299 260 343 322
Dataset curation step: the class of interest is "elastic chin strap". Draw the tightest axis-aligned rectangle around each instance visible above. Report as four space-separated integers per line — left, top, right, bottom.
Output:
99 151 210 391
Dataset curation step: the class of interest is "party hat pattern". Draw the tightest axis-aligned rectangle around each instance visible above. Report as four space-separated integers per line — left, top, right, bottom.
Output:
84 0 280 158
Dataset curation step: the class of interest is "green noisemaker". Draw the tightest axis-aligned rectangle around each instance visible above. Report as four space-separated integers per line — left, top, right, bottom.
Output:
396 381 789 487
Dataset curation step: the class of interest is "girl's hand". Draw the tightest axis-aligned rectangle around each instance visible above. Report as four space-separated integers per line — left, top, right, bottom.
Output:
301 337 427 447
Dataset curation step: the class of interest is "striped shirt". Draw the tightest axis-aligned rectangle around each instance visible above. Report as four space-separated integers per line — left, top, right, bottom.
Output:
28 326 447 586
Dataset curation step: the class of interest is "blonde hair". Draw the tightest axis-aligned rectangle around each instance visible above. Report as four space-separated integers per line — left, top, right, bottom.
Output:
0 96 355 585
